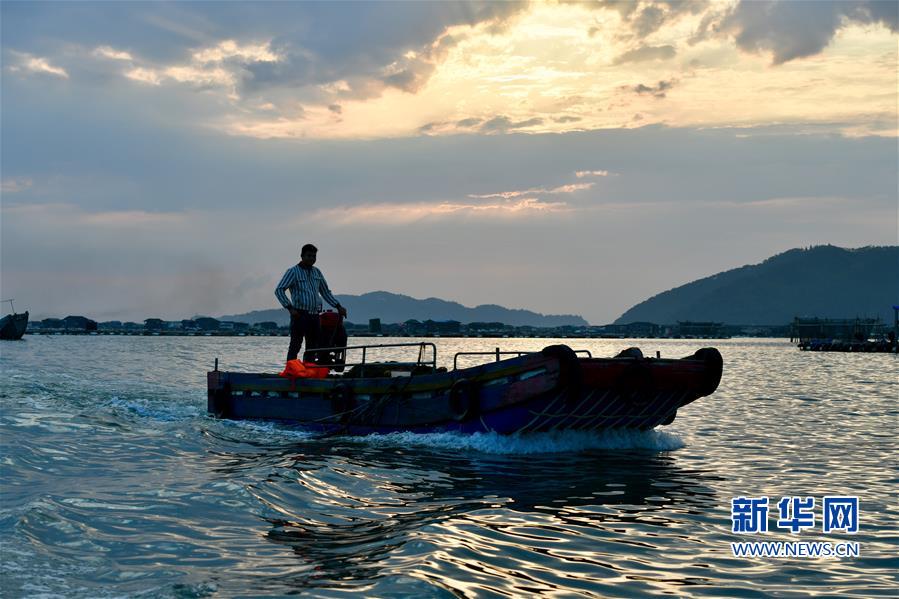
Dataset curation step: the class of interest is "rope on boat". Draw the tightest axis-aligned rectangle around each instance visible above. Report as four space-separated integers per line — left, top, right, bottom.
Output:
514 392 566 435
311 375 417 428
479 415 493 433
546 389 600 432
511 345 584 434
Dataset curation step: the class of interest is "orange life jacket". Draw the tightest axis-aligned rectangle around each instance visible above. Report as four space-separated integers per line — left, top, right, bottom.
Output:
279 359 329 379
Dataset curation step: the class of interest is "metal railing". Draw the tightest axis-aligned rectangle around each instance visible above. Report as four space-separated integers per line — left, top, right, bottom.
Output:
309 341 437 377
452 348 592 370
214 343 594 376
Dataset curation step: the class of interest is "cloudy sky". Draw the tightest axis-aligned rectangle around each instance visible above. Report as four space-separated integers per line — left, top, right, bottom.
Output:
2 1 896 324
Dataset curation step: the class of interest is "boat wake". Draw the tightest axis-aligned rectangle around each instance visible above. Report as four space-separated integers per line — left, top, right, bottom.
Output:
355 428 685 454
103 395 202 423
207 419 685 454
221 419 319 442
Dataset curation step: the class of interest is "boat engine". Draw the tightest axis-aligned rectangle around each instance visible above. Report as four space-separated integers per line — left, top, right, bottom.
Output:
317 310 347 372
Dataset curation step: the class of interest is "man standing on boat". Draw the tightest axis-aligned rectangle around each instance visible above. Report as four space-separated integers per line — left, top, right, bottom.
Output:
275 244 347 362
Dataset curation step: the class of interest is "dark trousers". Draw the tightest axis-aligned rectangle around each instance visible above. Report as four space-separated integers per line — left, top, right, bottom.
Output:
287 312 321 362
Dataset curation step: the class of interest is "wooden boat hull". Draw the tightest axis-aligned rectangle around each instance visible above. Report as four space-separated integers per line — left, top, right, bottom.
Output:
0 311 28 340
207 346 723 435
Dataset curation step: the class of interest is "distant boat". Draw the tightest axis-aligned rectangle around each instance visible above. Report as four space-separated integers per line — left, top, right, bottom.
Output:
0 299 28 340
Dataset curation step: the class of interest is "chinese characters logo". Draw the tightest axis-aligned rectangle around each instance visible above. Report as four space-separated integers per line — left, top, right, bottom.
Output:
731 496 859 534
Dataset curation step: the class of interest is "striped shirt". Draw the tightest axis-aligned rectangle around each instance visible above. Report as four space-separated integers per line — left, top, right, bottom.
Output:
274 265 341 313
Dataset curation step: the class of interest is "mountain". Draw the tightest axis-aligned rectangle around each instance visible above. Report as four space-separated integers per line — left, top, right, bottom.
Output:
615 245 898 325
220 291 588 327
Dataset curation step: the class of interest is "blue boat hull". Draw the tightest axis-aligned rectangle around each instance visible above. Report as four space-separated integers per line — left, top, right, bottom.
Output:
208 346 723 435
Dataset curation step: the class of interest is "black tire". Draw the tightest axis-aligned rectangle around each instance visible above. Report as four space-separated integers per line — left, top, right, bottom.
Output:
691 347 723 396
541 344 582 404
448 379 478 421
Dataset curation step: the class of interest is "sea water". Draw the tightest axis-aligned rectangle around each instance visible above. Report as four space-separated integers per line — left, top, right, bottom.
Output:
1 336 896 597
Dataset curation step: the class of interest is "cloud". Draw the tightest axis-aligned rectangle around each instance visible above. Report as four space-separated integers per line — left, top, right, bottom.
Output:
722 0 899 64
598 0 706 38
117 39 282 96
553 116 582 124
632 4 667 37
125 67 163 85
600 1 897 65
93 46 134 61
631 79 676 98
574 170 610 178
319 17 515 102
1 178 33 193
456 117 483 128
614 44 676 64
236 2 528 103
418 114 545 136
6 2 893 141
2 202 188 228
479 115 545 134
381 68 421 92
163 64 235 88
7 51 69 78
739 195 851 210
469 182 593 199
310 197 570 225
64 3 529 121
191 39 279 64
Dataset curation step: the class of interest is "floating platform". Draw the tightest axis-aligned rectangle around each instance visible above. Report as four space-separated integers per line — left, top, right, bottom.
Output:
798 339 897 353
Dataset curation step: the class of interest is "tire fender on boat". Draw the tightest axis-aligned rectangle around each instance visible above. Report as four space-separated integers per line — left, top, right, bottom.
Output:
541 344 582 404
328 384 355 423
690 347 724 397
448 378 478 421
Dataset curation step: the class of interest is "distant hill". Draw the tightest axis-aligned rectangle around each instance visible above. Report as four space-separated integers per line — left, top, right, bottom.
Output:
615 245 898 325
220 291 588 327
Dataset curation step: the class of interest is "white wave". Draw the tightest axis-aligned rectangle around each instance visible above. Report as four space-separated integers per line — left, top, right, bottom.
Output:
103 395 202 422
356 428 685 454
223 419 317 442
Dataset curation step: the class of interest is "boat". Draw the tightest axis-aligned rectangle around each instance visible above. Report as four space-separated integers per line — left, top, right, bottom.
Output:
207 342 723 435
0 300 28 340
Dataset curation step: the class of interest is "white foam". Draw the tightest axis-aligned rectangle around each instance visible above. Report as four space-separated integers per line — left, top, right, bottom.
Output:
104 395 202 422
356 428 685 454
223 419 317 442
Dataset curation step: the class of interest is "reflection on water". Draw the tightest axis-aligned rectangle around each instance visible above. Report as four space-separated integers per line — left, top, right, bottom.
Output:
203 439 720 595
1 336 896 597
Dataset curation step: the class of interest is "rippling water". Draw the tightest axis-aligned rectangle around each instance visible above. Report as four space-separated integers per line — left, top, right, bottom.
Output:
1 336 896 597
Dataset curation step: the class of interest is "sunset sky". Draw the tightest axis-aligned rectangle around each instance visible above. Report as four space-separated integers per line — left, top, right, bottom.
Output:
2 1 896 323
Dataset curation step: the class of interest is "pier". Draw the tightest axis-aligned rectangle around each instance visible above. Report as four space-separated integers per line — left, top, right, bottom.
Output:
791 316 897 353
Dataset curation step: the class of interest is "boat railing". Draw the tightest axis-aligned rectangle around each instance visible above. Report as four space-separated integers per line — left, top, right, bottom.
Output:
293 343 593 373
452 348 592 371
308 341 438 377
211 342 595 376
